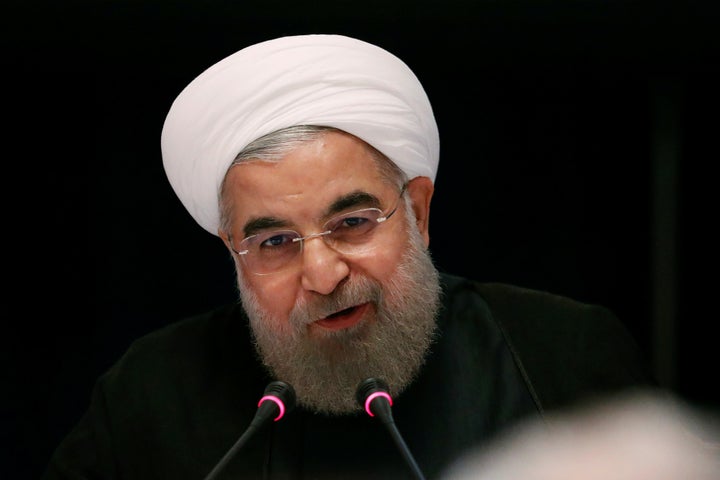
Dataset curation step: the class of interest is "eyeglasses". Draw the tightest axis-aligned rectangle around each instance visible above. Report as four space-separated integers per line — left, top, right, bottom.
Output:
230 184 407 275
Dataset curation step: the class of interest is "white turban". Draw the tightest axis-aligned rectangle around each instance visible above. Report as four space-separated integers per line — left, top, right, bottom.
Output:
161 34 440 235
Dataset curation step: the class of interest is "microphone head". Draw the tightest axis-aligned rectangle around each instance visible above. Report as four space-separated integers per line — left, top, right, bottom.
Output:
256 380 296 423
356 378 394 420
263 380 297 411
355 377 389 406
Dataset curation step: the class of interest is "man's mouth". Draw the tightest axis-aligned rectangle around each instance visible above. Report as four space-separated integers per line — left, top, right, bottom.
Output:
314 303 370 330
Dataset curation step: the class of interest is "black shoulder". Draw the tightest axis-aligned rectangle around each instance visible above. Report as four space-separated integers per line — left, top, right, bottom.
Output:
96 302 266 415
439 274 656 412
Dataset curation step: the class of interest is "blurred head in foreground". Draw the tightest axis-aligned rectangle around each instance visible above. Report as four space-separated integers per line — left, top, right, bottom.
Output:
442 392 720 480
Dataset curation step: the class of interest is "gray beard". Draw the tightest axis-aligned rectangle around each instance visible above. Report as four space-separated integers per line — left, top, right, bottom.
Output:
235 221 442 415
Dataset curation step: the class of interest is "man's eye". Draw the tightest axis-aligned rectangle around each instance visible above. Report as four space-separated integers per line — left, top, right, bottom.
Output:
259 233 295 248
340 216 370 229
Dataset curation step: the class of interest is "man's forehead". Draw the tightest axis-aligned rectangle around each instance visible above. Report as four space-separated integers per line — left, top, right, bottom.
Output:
225 134 385 194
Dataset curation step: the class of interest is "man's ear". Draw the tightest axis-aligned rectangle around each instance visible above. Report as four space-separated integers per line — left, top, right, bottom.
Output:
406 176 434 247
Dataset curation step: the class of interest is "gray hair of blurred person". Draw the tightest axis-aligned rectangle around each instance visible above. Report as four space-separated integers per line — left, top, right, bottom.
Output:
442 391 720 480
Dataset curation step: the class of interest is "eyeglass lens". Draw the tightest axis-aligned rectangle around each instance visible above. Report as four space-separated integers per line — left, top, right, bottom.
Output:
238 207 386 274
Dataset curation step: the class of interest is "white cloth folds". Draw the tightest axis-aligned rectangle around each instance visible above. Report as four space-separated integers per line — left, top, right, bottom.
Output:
161 34 439 235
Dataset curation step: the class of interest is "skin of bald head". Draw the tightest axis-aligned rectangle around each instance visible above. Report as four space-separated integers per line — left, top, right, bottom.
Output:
442 392 720 480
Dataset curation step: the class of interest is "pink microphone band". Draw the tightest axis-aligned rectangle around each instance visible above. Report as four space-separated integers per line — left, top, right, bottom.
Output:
365 391 393 417
258 395 286 421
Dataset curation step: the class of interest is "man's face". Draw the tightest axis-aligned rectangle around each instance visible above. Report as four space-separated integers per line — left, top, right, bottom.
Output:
221 131 440 414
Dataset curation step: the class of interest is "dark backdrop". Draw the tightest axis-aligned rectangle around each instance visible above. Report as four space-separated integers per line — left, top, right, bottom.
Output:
7 1 719 478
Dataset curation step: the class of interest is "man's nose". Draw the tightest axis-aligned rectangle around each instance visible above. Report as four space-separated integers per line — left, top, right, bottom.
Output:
299 236 350 295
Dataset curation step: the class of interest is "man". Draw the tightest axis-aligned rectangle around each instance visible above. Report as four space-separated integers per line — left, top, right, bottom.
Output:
43 34 656 480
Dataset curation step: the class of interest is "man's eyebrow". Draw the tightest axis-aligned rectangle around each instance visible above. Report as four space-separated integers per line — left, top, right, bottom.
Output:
241 191 382 237
326 191 381 216
243 217 290 237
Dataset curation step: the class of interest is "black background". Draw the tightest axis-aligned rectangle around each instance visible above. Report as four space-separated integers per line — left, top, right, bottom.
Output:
7 1 719 478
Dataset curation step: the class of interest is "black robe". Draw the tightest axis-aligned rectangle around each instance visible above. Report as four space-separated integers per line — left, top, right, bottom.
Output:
42 273 655 479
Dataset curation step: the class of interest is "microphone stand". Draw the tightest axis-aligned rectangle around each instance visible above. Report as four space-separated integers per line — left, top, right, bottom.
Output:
203 381 296 480
356 378 426 480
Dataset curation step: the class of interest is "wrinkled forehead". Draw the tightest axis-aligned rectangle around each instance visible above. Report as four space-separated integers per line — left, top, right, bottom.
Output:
222 130 399 219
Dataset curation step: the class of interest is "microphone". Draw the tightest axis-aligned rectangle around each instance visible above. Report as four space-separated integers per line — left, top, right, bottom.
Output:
356 378 426 480
203 380 296 480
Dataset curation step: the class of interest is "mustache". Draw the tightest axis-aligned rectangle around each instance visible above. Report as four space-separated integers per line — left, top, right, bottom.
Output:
290 276 383 326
